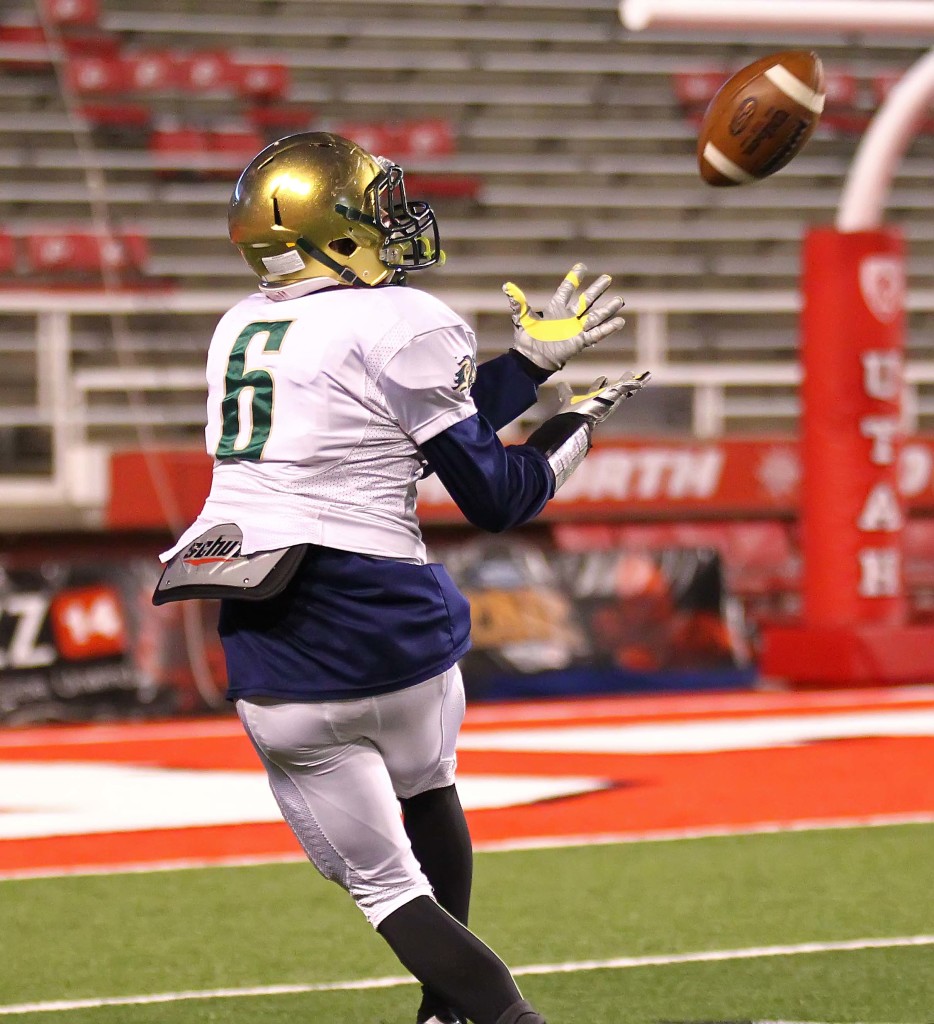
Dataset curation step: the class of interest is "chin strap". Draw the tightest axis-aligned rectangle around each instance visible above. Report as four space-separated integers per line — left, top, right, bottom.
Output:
296 237 361 284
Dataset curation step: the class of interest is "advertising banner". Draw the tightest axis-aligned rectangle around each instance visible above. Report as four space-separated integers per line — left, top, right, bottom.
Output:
437 539 752 700
0 559 178 724
110 437 934 530
1 538 753 720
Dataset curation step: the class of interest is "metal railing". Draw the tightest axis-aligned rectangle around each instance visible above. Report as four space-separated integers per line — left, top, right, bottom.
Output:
4 287 934 528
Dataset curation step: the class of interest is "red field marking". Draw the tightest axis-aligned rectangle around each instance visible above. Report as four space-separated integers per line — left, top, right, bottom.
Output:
459 736 934 843
0 823 297 874
0 689 932 875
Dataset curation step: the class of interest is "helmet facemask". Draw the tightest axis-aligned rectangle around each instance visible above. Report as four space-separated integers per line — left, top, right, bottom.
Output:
369 158 443 278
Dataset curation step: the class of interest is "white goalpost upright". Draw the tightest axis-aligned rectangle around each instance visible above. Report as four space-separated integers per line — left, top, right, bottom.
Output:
838 48 934 232
620 0 934 687
621 0 934 36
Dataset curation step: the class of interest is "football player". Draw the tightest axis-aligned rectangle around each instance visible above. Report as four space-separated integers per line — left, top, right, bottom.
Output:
158 132 648 1024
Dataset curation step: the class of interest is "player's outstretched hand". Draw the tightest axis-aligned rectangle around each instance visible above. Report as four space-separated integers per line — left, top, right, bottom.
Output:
502 262 626 372
556 370 651 426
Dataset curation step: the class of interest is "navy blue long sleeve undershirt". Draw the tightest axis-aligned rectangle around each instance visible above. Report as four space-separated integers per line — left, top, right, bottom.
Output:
419 349 556 532
469 349 551 431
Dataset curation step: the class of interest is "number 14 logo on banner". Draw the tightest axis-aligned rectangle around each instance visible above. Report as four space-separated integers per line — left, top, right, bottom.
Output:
49 586 127 661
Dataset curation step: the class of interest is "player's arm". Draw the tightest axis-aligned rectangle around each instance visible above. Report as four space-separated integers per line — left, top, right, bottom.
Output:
379 321 647 533
469 351 549 431
379 323 554 531
419 414 555 533
420 372 650 533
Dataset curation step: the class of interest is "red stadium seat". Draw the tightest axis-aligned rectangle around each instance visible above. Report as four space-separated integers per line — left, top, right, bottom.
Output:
176 50 236 92
42 0 99 25
395 119 455 157
246 105 313 135
98 233 147 270
208 126 265 158
335 120 456 159
25 232 147 274
672 70 727 108
0 231 16 274
27 234 91 272
824 70 858 107
79 103 152 128
149 126 211 177
0 23 45 45
0 23 50 72
65 54 129 93
150 125 208 152
819 71 868 133
200 126 265 180
61 32 120 58
336 122 392 157
873 71 934 133
150 126 251 179
235 63 289 100
125 51 178 92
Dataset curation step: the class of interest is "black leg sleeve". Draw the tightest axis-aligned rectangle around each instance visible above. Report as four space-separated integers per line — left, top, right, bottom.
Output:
401 783 473 925
378 895 545 1024
401 785 475 1023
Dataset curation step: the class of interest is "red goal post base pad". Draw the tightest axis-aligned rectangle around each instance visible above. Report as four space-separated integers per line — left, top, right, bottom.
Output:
761 622 934 687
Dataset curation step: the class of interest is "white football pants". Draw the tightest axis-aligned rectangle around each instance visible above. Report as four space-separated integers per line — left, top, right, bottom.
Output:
236 666 466 928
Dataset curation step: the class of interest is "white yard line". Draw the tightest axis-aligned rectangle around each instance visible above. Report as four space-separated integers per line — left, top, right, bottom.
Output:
462 685 934 725
2 812 932 882
0 935 931 1016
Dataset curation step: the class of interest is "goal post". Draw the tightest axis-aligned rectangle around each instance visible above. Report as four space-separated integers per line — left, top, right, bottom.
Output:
621 1 934 685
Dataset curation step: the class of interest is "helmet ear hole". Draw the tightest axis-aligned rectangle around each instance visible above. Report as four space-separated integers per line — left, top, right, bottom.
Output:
328 238 358 257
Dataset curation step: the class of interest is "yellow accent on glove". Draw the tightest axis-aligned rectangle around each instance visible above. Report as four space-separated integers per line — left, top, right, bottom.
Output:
501 279 589 344
570 387 608 406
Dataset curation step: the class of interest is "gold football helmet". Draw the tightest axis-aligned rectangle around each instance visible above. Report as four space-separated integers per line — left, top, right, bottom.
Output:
228 131 442 288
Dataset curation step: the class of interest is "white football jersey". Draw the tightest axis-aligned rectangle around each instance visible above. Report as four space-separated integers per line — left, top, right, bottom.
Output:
161 279 478 564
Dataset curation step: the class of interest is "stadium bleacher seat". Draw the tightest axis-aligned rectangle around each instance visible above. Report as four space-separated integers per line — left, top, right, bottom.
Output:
43 0 100 26
336 119 455 159
245 103 313 135
235 62 289 101
123 50 177 91
176 50 235 92
66 53 129 93
78 101 152 128
0 230 15 274
671 69 727 122
24 231 147 274
205 124 267 167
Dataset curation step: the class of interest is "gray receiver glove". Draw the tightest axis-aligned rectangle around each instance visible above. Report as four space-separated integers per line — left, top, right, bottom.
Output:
502 262 626 372
526 371 651 489
554 371 651 424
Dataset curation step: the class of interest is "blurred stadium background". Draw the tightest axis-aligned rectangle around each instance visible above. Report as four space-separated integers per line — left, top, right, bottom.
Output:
4 0 934 713
2 3 934 1023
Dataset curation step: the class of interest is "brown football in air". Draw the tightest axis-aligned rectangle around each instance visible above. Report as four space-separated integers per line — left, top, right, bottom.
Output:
697 51 825 187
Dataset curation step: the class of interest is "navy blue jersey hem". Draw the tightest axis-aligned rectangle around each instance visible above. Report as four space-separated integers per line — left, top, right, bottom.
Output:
217 545 472 702
225 638 471 703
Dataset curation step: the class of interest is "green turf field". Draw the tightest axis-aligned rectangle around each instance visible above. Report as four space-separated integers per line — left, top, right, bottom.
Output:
2 824 932 1023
